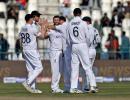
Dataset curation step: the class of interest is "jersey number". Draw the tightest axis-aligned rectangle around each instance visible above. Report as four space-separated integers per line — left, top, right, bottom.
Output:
73 26 79 37
21 33 31 43
93 34 98 45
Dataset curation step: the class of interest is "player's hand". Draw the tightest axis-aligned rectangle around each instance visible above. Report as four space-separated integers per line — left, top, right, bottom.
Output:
37 18 43 26
43 19 49 27
41 19 49 32
38 18 48 26
47 22 54 29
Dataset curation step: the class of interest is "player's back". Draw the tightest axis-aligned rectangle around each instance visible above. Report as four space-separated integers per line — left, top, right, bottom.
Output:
56 21 68 40
55 22 70 51
87 25 101 48
19 24 38 50
68 16 88 44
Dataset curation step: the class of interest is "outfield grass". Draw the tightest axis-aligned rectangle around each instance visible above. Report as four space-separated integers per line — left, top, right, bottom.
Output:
0 82 130 100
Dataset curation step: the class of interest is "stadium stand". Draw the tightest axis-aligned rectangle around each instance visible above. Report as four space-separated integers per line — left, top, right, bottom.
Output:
27 0 37 13
92 9 101 22
7 19 15 49
0 18 6 35
0 0 130 60
82 9 91 17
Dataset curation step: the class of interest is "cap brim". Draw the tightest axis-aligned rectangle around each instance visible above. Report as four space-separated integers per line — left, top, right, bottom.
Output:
38 13 42 15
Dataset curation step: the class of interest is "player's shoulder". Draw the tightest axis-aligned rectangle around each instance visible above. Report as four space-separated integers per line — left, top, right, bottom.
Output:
69 18 83 27
21 25 29 32
63 21 69 26
70 17 80 22
89 25 98 32
48 29 54 33
81 20 87 26
93 27 99 33
48 29 56 35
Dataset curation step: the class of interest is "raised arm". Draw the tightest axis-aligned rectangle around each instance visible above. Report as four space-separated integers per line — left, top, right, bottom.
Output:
37 19 49 39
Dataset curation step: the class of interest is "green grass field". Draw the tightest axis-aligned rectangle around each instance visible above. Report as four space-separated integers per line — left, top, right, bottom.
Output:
0 82 130 100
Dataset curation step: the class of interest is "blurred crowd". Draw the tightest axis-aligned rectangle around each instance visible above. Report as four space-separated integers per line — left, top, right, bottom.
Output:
0 0 130 60
58 0 130 60
0 0 28 23
0 0 27 60
98 0 130 60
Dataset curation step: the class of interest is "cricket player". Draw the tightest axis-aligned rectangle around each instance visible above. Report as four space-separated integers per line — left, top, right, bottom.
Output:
31 11 43 31
25 10 43 91
52 16 71 92
82 16 101 92
20 14 45 93
67 8 97 93
44 16 63 93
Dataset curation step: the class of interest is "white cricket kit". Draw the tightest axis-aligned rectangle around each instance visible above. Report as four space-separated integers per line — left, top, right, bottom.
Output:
48 30 63 91
82 24 101 90
55 22 71 91
68 16 96 89
87 24 101 65
19 24 43 88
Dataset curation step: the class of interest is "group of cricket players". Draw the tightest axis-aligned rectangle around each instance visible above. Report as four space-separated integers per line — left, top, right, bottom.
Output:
19 8 101 94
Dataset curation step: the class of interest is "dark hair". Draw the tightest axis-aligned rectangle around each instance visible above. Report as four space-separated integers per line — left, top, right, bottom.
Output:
53 15 60 20
25 14 33 22
59 16 66 21
122 31 126 36
82 16 91 24
111 30 115 33
73 8 81 16
104 13 107 16
31 10 42 17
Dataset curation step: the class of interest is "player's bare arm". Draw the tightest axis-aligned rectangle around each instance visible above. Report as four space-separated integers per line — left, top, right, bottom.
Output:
47 22 55 29
37 19 49 39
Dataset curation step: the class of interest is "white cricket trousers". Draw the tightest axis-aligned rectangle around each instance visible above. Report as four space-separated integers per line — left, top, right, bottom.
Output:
63 47 71 91
82 48 97 89
23 50 43 88
70 43 96 89
49 50 63 91
89 48 96 66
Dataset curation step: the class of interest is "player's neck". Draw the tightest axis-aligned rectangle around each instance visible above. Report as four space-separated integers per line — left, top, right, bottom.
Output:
26 22 32 25
75 15 81 17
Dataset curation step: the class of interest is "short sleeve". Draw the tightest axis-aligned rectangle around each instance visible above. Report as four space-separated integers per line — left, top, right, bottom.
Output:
48 30 53 36
32 24 40 36
93 28 101 43
55 25 63 32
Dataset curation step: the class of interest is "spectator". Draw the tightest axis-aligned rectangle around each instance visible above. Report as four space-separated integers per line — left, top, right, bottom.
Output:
120 31 130 59
125 1 130 17
100 13 110 27
105 30 120 59
0 34 9 60
114 1 125 24
15 39 22 59
110 9 122 27
114 1 125 16
59 3 71 20
7 5 19 23
16 0 28 10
